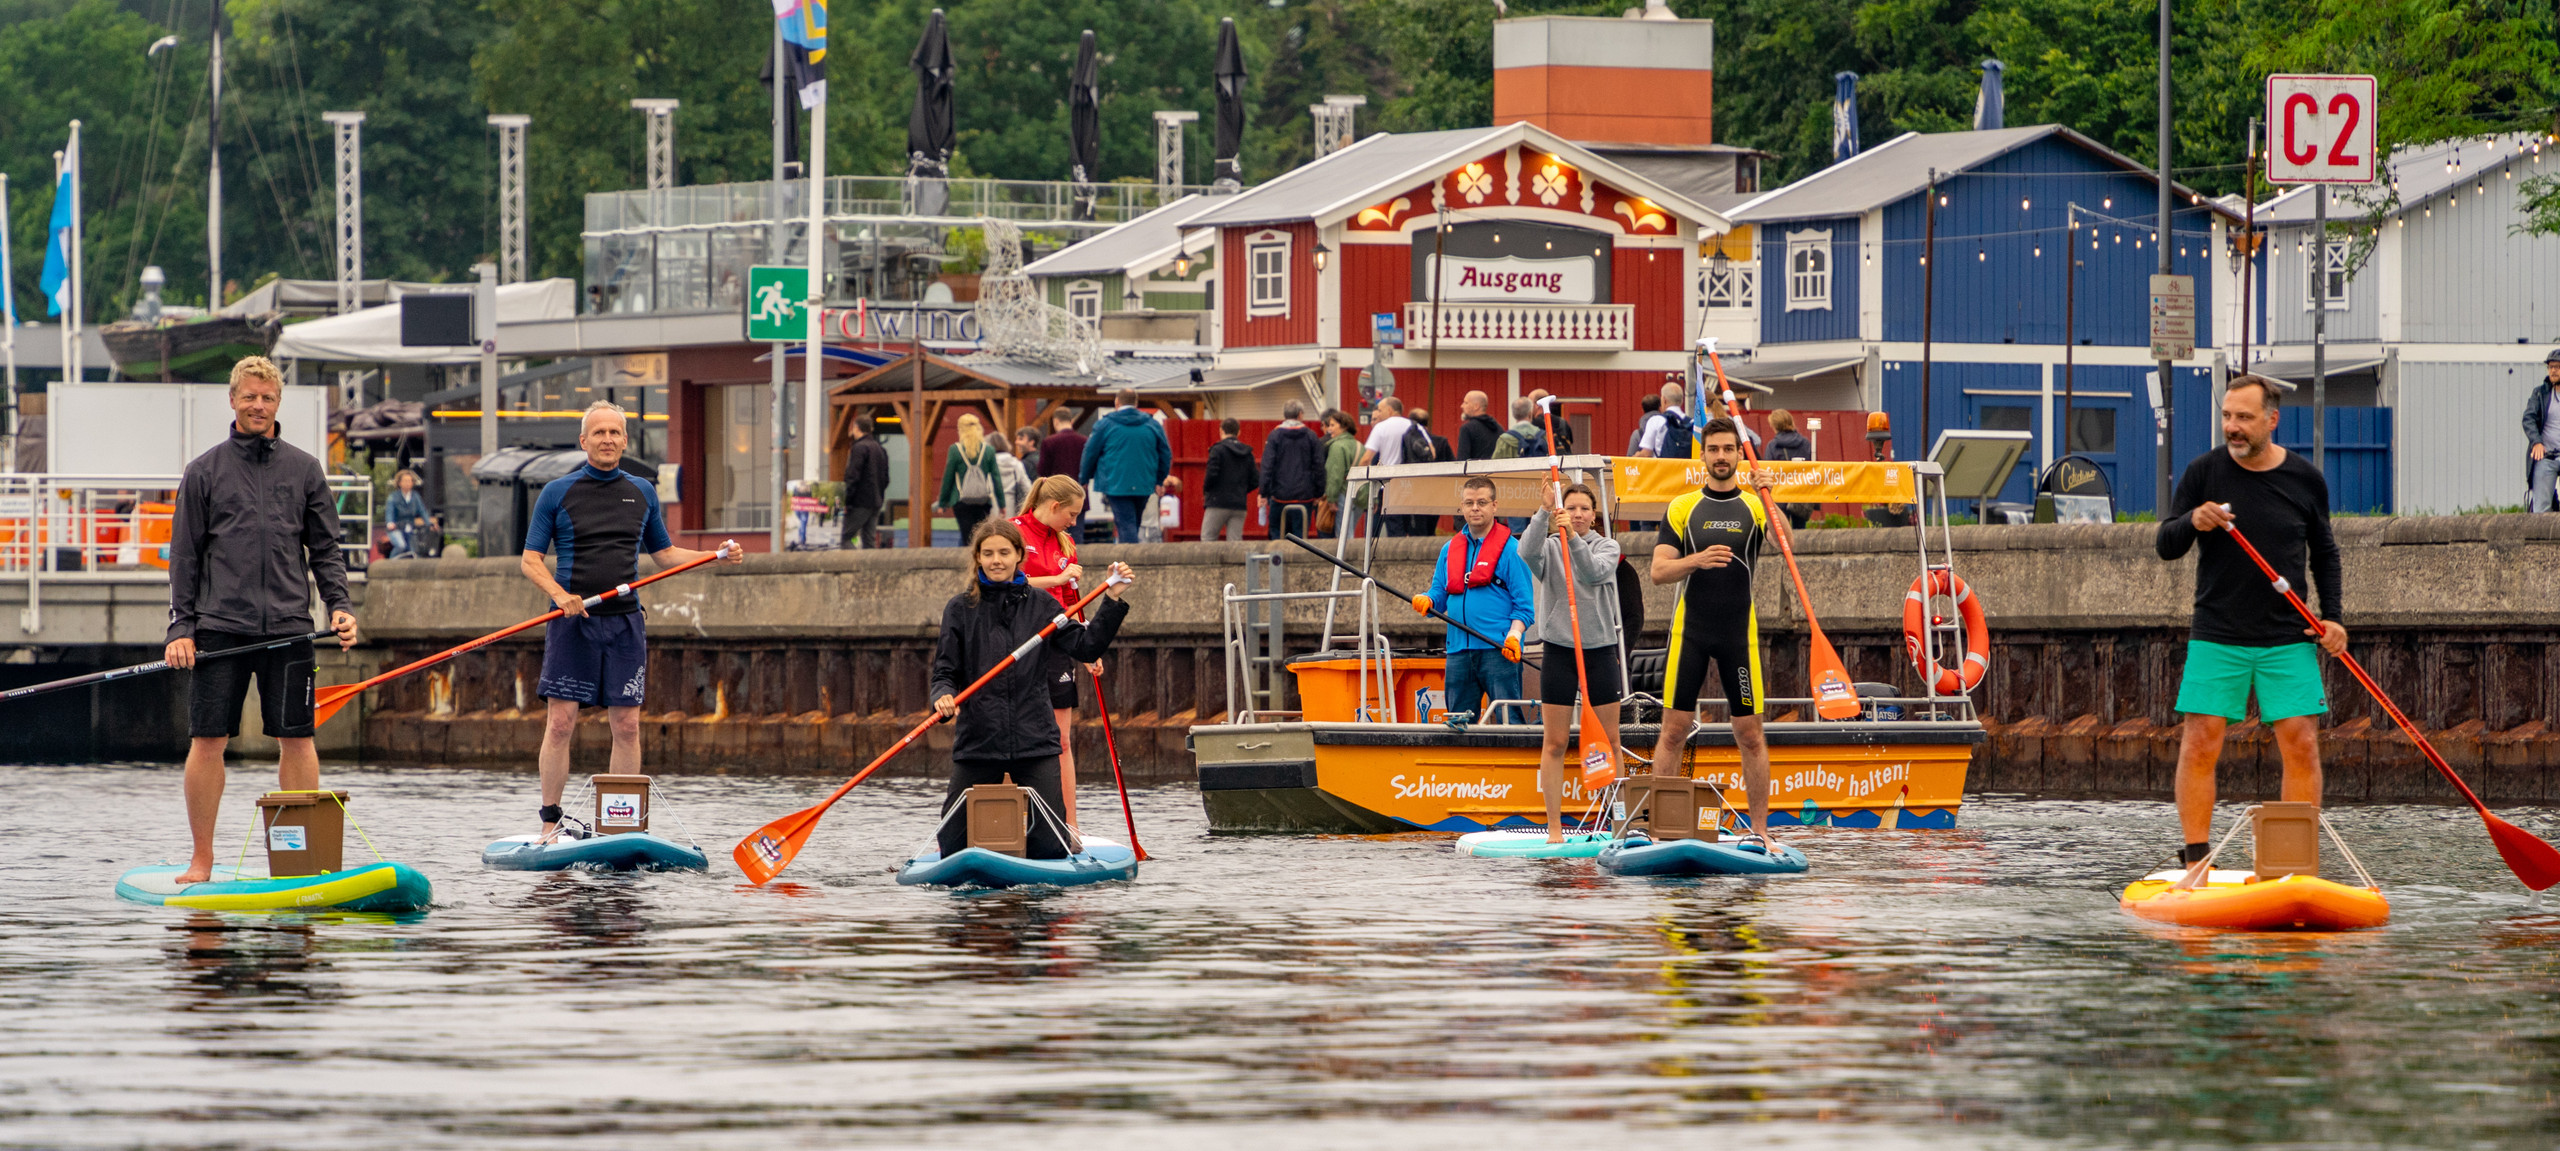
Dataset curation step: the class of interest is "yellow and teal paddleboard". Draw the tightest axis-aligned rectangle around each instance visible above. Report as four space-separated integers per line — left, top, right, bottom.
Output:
116 862 432 913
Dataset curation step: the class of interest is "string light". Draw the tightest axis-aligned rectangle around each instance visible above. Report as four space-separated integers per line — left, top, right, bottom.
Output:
2021 197 2032 210
2102 197 2113 209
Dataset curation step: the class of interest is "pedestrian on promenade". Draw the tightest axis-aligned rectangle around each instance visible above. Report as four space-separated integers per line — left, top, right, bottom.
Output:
1635 379 1690 459
520 401 742 841
1764 409 1815 531
1037 409 1086 481
1863 412 1915 528
1260 400 1325 539
1457 390 1503 461
164 356 361 884
1649 417 1776 845
1417 476 1534 722
383 468 434 559
840 416 890 549
1410 408 1454 534
1520 481 1623 842
1355 396 1427 537
1005 426 1042 512
1626 392 1661 455
931 519 1132 860
2156 374 2346 870
1012 474 1103 827
1079 389 1173 544
2523 348 2560 511
937 413 1005 543
1319 408 1360 537
1201 418 1257 541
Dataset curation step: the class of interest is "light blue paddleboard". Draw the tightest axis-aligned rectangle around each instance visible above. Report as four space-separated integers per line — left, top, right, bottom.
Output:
1455 830 1617 859
1596 836 1808 877
896 836 1139 889
115 861 433 913
480 831 709 872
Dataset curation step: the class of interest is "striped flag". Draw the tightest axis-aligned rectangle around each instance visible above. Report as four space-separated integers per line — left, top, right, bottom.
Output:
774 0 826 108
38 165 71 317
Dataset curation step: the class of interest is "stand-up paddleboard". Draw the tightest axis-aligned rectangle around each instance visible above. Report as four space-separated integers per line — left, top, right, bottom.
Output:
1597 836 1808 877
2120 869 2389 931
116 861 432 913
1456 830 1615 859
896 836 1139 889
480 831 709 872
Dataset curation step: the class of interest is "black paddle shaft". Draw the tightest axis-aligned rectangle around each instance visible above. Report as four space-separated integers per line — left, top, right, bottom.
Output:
1279 533 1538 670
0 629 337 705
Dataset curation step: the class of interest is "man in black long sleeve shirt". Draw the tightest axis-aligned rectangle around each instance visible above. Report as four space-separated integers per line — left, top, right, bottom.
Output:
2155 375 2347 869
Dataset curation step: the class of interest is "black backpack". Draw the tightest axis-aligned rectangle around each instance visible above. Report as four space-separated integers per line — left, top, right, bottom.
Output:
1656 410 1693 460
1399 420 1437 464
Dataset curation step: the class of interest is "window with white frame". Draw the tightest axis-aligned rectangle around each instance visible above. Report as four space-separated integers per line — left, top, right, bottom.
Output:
1785 229 1832 312
1246 230 1291 317
1065 280 1103 323
2305 235 2349 311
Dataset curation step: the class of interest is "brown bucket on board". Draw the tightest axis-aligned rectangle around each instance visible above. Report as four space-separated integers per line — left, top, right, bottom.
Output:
2253 801 2321 880
1623 774 1706 842
964 775 1030 856
258 790 349 876
594 774 651 835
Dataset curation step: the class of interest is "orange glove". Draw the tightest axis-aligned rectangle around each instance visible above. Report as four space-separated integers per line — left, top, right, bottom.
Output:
1501 622 1524 663
1410 593 1433 616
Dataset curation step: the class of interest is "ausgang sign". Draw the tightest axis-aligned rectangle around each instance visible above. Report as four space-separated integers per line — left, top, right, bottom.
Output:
2265 74 2378 185
1429 255 1597 304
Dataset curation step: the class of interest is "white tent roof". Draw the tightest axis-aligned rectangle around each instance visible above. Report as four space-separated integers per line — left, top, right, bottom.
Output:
269 279 578 364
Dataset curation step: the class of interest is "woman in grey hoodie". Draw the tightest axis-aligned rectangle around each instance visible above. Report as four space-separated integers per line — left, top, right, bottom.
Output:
1517 481 1624 841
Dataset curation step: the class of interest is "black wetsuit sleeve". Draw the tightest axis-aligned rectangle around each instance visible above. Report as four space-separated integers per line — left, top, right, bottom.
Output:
1055 595 1128 662
2156 452 2208 561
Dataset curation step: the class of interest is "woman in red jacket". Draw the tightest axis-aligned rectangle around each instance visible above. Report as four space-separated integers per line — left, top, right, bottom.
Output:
1012 474 1099 824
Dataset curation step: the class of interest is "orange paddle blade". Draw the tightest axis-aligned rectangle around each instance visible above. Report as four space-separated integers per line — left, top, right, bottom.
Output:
312 683 363 727
1808 634 1861 720
2486 812 2560 893
1576 702 1618 792
733 804 827 886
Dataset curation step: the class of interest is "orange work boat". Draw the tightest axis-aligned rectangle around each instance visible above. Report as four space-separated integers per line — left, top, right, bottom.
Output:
1198 455 1986 834
2120 870 2390 931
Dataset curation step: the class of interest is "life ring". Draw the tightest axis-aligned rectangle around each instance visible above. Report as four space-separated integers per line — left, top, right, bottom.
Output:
1903 568 1990 694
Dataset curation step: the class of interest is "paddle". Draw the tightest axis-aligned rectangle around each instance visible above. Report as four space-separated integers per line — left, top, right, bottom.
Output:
1278 532 1540 671
733 573 1127 885
1532 397 1620 793
2222 521 2560 892
1702 343 1861 720
308 547 732 727
0 630 338 706
1088 670 1150 861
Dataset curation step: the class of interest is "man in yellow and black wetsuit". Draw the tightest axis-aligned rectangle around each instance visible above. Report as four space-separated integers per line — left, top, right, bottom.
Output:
1649 416 1775 842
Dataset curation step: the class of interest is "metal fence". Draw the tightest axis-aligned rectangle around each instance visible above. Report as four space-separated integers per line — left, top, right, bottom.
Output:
0 472 375 582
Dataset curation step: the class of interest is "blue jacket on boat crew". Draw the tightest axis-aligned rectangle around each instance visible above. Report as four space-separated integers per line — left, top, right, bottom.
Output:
1425 524 1537 655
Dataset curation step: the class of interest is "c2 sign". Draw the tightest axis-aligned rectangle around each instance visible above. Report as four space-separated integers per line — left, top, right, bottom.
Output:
2265 74 2378 185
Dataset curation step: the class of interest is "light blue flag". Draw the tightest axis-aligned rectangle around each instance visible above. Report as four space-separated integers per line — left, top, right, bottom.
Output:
38 168 71 317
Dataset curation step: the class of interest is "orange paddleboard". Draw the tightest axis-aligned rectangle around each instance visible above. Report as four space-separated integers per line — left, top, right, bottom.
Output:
2120 869 2390 932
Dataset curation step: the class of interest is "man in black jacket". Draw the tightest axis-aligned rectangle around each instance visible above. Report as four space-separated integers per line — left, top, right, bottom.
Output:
1200 418 1258 541
840 416 892 548
164 356 360 884
2525 348 2560 512
1456 390 1503 461
1259 399 1325 539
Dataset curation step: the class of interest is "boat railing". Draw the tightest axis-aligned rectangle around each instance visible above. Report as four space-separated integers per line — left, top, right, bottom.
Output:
1221 579 1392 726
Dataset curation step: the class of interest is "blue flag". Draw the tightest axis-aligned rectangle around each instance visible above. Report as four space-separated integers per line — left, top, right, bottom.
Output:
1832 72 1862 166
38 168 71 317
775 0 826 109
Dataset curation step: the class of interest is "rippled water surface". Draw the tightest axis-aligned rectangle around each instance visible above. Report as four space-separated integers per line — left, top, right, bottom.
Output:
3 763 2557 1149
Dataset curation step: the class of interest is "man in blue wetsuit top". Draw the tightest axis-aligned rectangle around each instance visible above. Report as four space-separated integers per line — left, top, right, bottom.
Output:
1418 475 1536 721
519 402 742 839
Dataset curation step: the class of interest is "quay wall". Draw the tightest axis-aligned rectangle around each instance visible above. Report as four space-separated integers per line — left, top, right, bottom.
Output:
349 515 2560 804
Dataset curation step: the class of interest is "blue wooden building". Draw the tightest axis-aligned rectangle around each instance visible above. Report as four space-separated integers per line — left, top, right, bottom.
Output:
1727 126 2242 512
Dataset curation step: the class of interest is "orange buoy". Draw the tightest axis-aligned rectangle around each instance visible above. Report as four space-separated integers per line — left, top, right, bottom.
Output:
1902 568 1989 694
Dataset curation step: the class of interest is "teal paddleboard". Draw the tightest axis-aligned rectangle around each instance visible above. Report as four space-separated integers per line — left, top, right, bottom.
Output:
115 861 433 913
1455 830 1617 858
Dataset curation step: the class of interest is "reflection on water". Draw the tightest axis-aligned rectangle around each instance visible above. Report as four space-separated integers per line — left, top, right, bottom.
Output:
1 763 2556 1149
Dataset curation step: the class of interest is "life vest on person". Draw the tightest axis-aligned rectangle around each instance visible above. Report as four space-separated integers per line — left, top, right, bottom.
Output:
1441 524 1513 595
1903 567 1992 693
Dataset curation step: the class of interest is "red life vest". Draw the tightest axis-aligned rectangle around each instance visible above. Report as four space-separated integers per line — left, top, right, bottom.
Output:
1441 523 1513 595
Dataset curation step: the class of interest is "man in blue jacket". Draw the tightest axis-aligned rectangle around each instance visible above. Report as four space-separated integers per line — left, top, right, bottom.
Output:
1419 476 1536 721
1078 389 1173 543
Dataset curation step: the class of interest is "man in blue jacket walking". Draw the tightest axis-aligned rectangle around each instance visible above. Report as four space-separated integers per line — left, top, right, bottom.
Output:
1418 476 1536 721
1078 389 1173 543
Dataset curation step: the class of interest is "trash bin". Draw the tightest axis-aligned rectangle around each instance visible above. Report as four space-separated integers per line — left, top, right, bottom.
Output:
472 449 663 558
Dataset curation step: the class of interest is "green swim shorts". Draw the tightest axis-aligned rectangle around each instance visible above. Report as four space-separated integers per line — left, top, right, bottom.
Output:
2174 639 2328 721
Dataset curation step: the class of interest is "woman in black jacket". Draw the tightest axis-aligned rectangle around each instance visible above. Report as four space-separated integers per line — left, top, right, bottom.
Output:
929 519 1133 859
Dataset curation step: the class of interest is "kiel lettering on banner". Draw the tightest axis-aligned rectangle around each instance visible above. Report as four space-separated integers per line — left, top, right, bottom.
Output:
1430 255 1597 305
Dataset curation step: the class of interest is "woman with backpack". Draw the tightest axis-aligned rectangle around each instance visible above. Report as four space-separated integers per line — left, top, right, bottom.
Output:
936 413 1006 543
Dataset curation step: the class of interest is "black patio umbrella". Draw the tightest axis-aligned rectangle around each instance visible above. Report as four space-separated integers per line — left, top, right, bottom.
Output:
907 8 956 178
1212 17 1245 188
1069 29 1101 219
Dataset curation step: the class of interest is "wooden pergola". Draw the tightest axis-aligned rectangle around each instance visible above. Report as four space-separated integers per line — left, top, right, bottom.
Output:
825 351 1118 547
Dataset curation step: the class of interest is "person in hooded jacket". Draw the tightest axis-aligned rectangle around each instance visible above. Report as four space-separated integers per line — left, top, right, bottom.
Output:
1078 389 1173 544
930 519 1134 860
1260 400 1325 539
1200 418 1258 541
1764 409 1817 530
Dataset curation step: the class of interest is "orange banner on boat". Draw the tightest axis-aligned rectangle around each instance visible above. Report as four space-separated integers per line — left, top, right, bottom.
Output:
1609 457 1919 506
